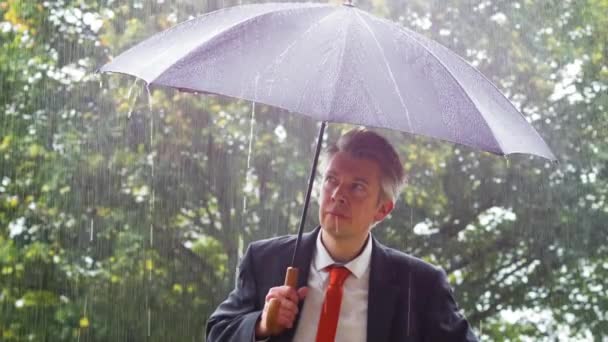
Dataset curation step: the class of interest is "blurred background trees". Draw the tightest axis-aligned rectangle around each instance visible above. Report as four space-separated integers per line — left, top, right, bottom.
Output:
0 0 606 340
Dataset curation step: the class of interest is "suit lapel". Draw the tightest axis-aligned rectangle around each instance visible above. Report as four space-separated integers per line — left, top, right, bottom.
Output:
367 237 400 342
293 227 319 289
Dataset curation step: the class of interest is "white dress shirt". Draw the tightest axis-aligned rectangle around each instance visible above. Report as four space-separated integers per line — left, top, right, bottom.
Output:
292 232 372 342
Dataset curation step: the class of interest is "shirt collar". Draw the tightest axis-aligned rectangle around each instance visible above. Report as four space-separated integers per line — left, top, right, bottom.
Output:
313 230 373 279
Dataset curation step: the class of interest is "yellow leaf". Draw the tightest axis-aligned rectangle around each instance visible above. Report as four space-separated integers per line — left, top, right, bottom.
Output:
79 317 90 328
0 135 11 151
28 144 44 157
210 104 222 113
8 196 19 208
96 207 111 217
3 4 30 32
145 259 153 271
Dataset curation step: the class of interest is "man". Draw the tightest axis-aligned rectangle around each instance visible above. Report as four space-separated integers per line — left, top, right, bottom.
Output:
206 129 478 341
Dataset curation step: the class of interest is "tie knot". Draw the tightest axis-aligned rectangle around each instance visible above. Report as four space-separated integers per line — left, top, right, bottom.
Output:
327 265 350 287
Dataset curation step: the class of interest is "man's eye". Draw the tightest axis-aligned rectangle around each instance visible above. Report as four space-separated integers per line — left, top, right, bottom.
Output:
353 183 366 191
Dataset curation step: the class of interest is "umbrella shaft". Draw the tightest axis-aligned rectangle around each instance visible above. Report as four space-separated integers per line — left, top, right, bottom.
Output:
291 121 327 266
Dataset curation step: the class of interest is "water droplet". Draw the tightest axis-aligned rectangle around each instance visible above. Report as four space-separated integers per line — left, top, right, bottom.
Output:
89 219 94 241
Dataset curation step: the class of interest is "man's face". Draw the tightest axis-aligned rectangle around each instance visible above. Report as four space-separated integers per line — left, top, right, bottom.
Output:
318 151 394 242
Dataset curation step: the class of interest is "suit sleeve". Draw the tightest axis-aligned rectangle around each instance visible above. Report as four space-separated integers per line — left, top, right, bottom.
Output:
206 245 263 342
423 268 478 342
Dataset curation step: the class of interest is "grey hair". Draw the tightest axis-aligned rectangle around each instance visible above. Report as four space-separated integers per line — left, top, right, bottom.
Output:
319 128 406 202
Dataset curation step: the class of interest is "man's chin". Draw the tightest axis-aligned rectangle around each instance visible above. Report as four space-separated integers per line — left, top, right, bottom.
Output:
321 223 350 238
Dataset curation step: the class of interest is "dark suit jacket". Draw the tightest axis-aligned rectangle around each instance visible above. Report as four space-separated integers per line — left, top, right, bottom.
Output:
206 227 478 341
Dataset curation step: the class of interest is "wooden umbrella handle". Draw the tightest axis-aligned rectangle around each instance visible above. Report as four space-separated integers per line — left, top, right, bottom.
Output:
264 267 299 335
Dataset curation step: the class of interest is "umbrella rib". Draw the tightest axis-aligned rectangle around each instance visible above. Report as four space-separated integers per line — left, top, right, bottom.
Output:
262 9 344 104
152 4 332 85
398 28 551 157
354 10 413 132
327 11 352 121
377 18 506 153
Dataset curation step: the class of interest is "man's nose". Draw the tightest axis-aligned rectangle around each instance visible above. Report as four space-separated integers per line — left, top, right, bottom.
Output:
331 185 347 203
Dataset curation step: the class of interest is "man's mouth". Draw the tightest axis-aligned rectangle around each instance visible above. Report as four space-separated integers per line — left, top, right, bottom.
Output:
326 211 349 219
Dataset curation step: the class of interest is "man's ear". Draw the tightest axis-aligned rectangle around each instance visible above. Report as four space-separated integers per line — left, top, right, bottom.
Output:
374 199 394 222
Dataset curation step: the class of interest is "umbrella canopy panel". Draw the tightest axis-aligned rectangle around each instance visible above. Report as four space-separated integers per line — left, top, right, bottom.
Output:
101 2 555 161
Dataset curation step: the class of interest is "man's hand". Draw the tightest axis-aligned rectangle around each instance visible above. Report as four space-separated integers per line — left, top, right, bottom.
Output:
255 286 308 338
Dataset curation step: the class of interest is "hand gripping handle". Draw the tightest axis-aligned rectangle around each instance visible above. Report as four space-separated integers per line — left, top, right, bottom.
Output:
264 267 299 335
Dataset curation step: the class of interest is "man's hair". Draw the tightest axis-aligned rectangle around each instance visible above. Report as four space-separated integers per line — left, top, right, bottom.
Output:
320 128 406 202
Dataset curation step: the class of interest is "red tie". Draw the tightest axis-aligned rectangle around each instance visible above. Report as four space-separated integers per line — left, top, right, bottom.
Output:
316 266 351 342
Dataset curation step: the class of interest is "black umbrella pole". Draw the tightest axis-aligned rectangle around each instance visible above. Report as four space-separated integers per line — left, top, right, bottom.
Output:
265 122 327 336
291 121 327 266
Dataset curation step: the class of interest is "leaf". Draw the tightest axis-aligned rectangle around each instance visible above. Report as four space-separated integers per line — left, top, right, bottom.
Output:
79 317 89 328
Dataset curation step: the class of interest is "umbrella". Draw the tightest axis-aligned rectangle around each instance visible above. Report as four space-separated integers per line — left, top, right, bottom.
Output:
100 0 556 334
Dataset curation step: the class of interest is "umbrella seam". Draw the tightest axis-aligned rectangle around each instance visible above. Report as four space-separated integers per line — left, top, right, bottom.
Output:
354 10 413 132
260 8 346 112
401 27 553 158
363 12 506 154
327 9 352 122
102 4 311 80
397 29 507 153
152 3 334 84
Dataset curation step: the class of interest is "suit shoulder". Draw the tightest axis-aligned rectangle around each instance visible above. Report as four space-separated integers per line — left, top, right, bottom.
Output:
246 234 298 259
249 234 297 249
381 245 444 278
